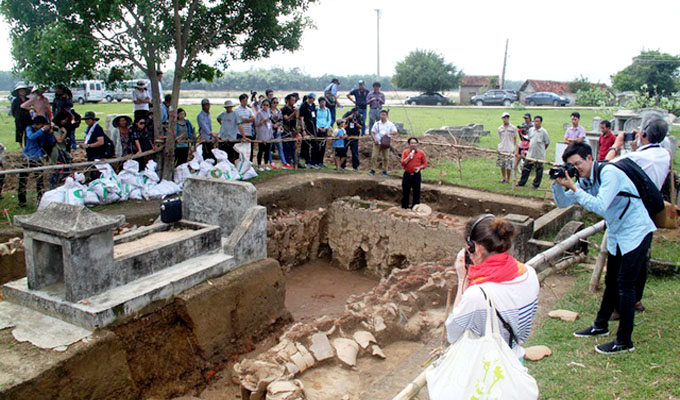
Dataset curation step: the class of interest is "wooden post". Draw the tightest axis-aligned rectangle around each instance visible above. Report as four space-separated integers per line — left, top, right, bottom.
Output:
589 230 608 293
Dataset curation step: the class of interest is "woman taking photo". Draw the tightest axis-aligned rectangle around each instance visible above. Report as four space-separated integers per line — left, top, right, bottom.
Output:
445 214 539 363
131 117 153 169
255 99 273 171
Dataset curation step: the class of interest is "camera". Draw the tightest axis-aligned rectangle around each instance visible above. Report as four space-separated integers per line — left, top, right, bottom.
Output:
624 132 636 142
549 163 578 179
51 126 60 133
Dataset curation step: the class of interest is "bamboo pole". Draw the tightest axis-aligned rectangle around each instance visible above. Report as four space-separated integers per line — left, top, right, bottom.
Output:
392 373 427 400
589 230 608 293
537 254 586 283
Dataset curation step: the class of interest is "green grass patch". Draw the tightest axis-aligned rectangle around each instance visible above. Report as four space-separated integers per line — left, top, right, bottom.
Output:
527 271 680 399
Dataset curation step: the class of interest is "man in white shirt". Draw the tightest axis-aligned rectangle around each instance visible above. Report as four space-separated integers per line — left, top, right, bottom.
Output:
132 80 151 121
369 110 397 176
497 112 517 184
235 93 255 161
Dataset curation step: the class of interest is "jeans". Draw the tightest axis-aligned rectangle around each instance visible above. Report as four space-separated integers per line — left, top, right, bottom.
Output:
328 105 336 125
269 130 287 165
282 140 296 167
402 171 422 209
358 108 367 136
593 232 653 346
18 159 44 205
368 108 381 133
518 161 543 188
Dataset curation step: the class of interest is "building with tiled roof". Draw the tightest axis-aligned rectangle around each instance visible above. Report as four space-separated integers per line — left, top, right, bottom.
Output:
460 75 499 104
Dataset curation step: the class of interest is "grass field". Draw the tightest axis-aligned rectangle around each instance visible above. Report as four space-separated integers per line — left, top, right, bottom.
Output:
526 270 680 399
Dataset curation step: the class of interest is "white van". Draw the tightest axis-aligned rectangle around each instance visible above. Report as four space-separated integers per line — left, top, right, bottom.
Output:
72 80 107 104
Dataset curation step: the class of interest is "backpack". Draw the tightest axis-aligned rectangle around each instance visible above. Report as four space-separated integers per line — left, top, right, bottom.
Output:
593 158 665 221
324 84 336 106
102 133 115 158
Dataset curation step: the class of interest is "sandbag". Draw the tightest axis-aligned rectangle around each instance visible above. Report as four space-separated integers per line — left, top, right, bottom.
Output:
198 159 215 177
144 179 181 200
38 188 66 210
189 144 204 171
142 159 160 185
234 142 251 161
235 155 258 180
174 163 191 187
118 160 145 189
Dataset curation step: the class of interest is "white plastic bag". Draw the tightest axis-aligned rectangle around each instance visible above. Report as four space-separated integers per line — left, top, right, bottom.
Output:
63 178 85 206
38 188 66 209
235 157 258 180
198 159 215 177
142 159 160 184
118 160 145 189
83 189 100 205
234 142 251 161
189 144 204 171
425 298 539 400
174 163 192 187
144 179 181 199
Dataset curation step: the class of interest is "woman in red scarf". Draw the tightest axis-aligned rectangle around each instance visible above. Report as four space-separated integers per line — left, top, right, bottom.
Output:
445 214 540 361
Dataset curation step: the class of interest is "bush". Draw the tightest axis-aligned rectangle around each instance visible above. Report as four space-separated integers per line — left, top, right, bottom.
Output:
575 88 615 107
625 84 680 115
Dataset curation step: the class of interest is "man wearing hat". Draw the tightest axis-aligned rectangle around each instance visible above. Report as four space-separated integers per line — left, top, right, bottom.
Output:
81 111 108 164
132 80 151 121
11 82 33 147
17 116 49 207
216 100 246 163
497 112 517 184
347 80 369 136
323 78 340 123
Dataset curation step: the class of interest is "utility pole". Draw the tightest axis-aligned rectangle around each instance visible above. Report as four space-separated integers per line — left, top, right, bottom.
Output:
500 38 509 89
375 9 381 79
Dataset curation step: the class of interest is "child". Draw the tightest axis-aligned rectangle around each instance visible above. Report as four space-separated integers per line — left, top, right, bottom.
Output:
333 120 348 170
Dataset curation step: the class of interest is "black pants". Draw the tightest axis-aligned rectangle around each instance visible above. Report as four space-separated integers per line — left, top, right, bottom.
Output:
175 147 189 166
218 142 240 163
518 161 543 188
0 160 5 195
300 139 311 165
594 232 653 346
257 143 271 166
282 140 296 166
402 171 422 209
347 136 360 169
201 142 215 161
311 131 327 166
17 160 44 205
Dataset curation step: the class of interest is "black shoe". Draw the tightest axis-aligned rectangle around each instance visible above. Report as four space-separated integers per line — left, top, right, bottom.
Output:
573 326 610 338
17 202 27 208
595 340 635 355
369 170 375 175
381 171 388 177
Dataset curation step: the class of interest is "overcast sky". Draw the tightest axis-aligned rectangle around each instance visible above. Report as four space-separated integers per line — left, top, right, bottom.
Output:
1 0 679 85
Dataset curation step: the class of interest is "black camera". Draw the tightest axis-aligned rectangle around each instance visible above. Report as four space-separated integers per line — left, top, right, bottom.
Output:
549 163 578 179
624 131 636 142
51 126 60 133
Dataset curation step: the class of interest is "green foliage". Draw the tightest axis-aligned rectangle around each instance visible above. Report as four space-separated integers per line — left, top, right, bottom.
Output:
575 87 615 107
612 50 680 95
625 85 680 115
569 75 591 93
392 49 463 93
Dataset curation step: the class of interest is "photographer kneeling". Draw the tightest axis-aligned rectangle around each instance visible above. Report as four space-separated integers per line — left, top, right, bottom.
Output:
552 142 655 354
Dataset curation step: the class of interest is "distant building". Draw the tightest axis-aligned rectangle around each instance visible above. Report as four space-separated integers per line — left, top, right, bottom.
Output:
518 79 572 103
460 75 499 105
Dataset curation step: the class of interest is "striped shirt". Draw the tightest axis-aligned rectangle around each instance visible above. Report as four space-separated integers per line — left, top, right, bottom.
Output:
445 266 539 359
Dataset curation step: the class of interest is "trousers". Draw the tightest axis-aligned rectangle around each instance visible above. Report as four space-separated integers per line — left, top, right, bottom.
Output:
518 161 543 188
402 171 422 209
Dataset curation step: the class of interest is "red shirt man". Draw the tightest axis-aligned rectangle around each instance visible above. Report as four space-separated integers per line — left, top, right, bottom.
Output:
598 120 616 161
401 137 427 209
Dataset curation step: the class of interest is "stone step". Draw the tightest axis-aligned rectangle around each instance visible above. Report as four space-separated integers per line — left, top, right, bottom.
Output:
3 252 235 329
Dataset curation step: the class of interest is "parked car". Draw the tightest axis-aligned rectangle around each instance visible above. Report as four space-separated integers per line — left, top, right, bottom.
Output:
470 90 518 106
72 80 107 104
525 92 569 106
405 92 450 106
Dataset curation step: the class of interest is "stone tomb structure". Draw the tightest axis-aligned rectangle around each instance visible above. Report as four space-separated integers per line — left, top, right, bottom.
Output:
2 176 267 329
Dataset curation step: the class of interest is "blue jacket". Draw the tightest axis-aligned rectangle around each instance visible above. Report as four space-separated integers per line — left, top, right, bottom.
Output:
552 162 655 255
316 107 332 130
23 126 46 161
175 120 195 148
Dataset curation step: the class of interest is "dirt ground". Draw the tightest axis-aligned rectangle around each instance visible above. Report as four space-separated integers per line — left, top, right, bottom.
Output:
175 267 578 400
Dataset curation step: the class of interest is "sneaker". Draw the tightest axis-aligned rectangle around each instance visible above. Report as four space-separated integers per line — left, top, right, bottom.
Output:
574 326 610 338
635 301 645 312
381 171 388 177
311 164 321 170
282 164 293 170
257 167 265 172
369 170 375 176
265 166 272 171
353 167 358 171
297 164 306 169
270 163 276 169
595 340 635 355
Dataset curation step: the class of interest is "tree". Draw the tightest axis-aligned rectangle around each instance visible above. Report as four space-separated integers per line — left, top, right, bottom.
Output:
611 50 680 95
1 0 315 178
392 49 462 93
569 75 591 93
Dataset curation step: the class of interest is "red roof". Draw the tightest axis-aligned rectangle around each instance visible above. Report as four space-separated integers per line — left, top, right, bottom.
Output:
461 75 497 87
520 80 571 94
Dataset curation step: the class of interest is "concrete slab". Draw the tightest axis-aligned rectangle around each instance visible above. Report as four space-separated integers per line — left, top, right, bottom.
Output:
0 302 92 350
3 252 235 329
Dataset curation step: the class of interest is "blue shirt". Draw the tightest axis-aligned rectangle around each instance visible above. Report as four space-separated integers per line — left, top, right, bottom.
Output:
23 126 46 161
333 128 346 148
161 103 170 124
197 110 212 140
551 163 655 255
316 107 332 130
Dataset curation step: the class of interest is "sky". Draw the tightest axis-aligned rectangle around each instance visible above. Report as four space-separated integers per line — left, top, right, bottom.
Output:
1 0 679 85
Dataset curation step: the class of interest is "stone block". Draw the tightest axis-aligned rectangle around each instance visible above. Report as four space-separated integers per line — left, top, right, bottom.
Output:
182 177 257 237
505 213 534 263
224 206 267 266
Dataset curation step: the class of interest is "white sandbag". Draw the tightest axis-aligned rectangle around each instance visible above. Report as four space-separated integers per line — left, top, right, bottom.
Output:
84 189 100 205
88 179 119 204
174 163 191 187
74 172 86 183
198 159 215 177
189 144 204 170
128 188 143 200
211 148 229 162
144 179 181 199
142 159 160 184
95 163 116 179
38 188 66 210
209 160 240 181
118 160 145 189
63 178 85 207
235 157 258 180
234 142 251 161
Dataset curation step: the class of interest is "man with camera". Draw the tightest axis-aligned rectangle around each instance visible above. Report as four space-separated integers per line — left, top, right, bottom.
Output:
551 142 656 354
